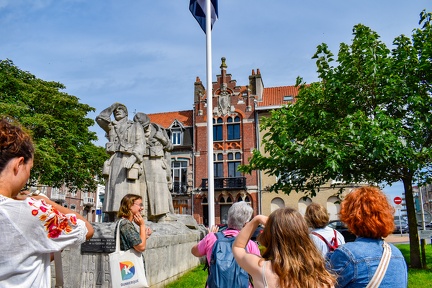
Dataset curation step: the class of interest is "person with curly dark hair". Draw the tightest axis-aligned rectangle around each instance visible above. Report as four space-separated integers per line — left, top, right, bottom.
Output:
329 186 407 287
0 118 94 287
233 207 336 288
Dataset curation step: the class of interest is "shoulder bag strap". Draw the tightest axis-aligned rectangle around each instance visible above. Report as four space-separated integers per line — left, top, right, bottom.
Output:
54 251 64 288
115 219 123 252
366 241 392 288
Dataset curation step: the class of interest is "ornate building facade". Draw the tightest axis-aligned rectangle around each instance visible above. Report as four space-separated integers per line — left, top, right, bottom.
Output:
149 57 354 226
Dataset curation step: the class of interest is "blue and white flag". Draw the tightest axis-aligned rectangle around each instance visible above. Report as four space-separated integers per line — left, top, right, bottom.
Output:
189 0 218 33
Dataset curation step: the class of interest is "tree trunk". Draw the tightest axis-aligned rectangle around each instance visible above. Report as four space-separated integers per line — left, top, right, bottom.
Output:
403 178 422 268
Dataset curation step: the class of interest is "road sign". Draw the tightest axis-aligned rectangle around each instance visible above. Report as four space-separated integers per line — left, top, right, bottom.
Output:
394 196 402 205
416 211 432 224
419 230 432 240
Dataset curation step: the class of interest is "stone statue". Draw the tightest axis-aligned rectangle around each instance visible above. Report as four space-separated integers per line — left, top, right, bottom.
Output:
95 103 146 221
134 112 175 222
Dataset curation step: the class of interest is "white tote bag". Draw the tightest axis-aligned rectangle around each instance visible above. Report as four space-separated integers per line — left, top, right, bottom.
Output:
109 219 149 288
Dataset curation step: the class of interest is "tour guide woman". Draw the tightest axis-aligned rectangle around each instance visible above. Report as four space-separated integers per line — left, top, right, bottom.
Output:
116 194 152 253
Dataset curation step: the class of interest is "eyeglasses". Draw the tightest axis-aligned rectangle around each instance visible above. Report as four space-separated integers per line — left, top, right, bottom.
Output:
134 203 144 208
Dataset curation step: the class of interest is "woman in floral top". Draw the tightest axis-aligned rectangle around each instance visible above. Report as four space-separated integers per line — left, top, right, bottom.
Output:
0 118 94 287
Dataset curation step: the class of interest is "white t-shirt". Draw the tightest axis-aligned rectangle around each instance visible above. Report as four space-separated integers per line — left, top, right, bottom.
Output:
310 226 345 257
0 195 88 287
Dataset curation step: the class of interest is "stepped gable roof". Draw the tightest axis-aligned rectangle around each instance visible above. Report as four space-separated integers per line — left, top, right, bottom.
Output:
147 110 193 128
256 86 299 107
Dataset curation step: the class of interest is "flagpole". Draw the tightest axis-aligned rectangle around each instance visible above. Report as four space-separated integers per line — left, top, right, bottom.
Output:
205 0 215 228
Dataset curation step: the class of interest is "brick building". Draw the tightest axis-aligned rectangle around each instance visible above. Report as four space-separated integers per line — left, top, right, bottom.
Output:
191 57 260 226
147 57 353 225
28 58 359 225
37 185 97 222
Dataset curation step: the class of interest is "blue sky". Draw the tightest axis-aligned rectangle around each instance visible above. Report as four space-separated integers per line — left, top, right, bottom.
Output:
0 0 430 201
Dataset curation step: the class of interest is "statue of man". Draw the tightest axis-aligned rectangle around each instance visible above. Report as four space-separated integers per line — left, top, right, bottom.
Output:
95 103 146 221
134 112 174 222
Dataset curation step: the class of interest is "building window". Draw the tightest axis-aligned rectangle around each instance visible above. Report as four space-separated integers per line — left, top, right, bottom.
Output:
227 152 241 177
171 129 183 145
214 153 224 177
227 116 240 140
213 118 223 141
173 199 189 214
283 95 294 102
171 160 188 193
237 195 251 203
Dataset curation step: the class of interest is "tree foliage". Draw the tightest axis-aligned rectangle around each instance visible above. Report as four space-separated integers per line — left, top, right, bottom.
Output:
240 10 432 268
0 59 108 191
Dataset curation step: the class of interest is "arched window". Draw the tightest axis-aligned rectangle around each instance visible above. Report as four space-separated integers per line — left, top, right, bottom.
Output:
236 194 251 203
298 197 312 216
327 196 341 221
271 197 285 213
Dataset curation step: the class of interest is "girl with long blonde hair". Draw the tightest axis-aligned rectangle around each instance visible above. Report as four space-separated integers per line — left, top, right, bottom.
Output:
233 207 336 288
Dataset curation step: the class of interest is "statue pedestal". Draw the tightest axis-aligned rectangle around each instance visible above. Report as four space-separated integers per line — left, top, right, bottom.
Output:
54 215 206 287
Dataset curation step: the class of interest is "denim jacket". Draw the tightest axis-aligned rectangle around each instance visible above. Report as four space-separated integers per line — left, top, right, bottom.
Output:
329 237 407 288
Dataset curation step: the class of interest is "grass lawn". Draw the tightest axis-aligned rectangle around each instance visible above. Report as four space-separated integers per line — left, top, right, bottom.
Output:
166 244 432 288
395 244 432 288
165 264 207 288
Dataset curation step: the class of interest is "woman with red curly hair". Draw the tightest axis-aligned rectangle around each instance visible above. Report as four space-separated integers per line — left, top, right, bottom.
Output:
0 118 94 287
329 186 407 287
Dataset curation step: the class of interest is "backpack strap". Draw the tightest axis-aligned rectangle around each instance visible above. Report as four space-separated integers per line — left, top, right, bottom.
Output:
215 231 225 240
312 229 338 251
332 229 338 247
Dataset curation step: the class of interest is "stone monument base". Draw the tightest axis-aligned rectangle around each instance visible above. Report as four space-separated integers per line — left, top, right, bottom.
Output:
51 215 206 287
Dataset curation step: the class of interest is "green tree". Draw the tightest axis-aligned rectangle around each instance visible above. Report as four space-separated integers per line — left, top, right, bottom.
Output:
0 59 108 192
240 10 432 269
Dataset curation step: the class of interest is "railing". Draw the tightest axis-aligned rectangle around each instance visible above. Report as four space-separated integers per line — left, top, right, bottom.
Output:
171 183 189 194
50 193 66 202
83 197 95 207
201 177 246 190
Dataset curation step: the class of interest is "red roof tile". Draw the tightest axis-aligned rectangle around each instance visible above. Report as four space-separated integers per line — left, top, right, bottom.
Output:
257 86 299 108
147 110 193 128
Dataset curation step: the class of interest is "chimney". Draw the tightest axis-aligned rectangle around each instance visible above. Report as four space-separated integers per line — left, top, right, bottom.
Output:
249 68 264 101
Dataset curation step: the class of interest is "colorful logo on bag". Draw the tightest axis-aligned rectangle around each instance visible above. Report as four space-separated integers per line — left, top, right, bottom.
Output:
119 261 136 280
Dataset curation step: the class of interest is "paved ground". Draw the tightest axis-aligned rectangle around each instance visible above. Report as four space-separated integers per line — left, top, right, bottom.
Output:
385 234 410 244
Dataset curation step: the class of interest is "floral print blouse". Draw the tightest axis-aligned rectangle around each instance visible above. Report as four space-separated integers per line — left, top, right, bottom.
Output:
0 195 88 287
